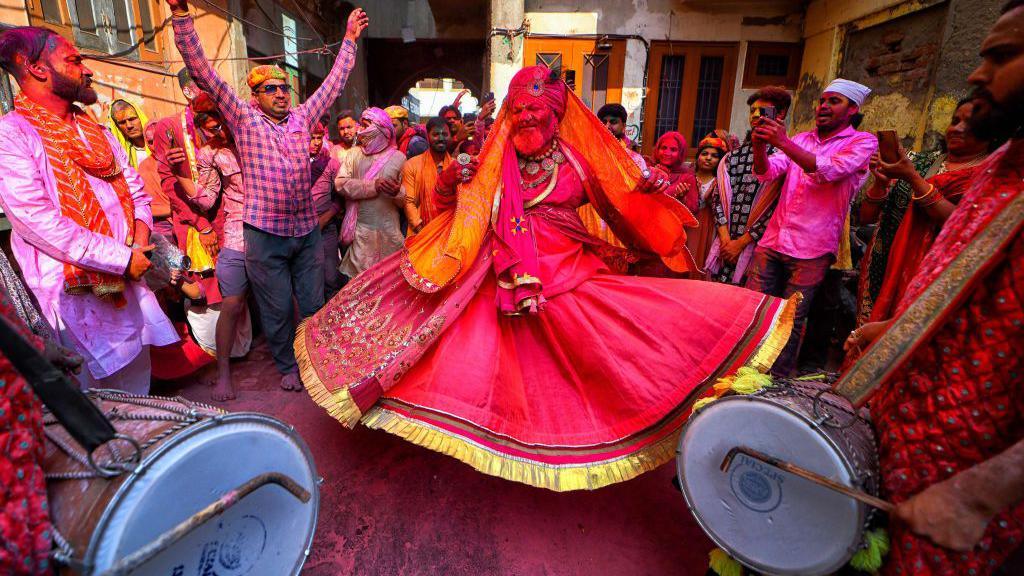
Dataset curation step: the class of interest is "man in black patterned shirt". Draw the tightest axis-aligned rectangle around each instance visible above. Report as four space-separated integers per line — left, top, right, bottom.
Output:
708 86 791 284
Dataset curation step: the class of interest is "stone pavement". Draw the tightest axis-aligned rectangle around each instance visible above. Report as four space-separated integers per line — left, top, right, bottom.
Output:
158 338 713 575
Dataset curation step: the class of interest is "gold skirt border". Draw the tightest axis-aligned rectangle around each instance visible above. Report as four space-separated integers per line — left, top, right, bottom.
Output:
294 294 798 491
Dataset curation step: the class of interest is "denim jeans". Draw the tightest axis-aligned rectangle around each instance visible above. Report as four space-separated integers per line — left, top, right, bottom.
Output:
243 224 324 375
744 246 833 377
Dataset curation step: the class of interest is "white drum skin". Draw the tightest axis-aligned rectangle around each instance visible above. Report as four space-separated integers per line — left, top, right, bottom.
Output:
678 389 875 576
44 393 319 576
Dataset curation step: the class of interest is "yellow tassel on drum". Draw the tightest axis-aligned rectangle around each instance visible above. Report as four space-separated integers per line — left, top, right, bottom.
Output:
730 367 773 395
709 548 744 576
849 528 890 574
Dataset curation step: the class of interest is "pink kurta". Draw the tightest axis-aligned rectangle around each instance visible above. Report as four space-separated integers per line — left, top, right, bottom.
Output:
0 112 178 380
757 126 877 259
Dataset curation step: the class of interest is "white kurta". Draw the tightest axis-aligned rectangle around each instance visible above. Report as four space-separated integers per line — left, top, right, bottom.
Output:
0 111 178 382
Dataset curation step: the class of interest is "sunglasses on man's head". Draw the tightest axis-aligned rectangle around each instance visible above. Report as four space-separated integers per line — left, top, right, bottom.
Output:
257 84 293 95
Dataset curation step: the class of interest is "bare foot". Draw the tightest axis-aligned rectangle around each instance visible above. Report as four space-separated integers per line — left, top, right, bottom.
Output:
198 364 218 388
211 375 236 402
280 372 303 392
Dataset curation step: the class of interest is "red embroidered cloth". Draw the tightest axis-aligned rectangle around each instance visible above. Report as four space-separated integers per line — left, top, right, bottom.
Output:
872 139 1024 576
0 290 52 575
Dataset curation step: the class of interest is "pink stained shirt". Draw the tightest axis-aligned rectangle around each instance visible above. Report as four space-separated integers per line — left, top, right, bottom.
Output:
194 145 245 252
756 125 877 259
0 112 179 379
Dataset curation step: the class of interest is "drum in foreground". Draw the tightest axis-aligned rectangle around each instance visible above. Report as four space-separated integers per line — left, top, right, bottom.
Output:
677 379 878 576
43 390 319 575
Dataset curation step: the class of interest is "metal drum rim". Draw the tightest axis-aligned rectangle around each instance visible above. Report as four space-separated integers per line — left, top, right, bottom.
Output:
676 392 869 576
83 411 320 576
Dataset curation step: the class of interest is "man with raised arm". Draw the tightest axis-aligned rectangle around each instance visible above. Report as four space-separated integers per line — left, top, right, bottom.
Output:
166 0 369 391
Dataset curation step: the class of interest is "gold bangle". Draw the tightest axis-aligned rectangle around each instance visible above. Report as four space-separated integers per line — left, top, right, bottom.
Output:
917 193 943 208
911 183 937 202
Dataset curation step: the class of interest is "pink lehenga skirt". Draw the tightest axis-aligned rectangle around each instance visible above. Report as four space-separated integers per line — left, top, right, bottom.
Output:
296 214 794 491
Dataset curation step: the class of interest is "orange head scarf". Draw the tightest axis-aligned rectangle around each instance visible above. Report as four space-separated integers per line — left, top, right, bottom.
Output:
401 66 697 293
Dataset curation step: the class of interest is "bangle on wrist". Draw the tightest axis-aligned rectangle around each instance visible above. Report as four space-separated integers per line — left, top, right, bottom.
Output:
864 187 889 202
911 183 937 202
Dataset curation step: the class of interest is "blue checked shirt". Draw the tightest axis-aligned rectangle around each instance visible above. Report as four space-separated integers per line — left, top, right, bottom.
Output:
173 15 357 236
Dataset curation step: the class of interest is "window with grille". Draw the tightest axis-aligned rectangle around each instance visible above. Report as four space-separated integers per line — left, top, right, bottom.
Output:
642 42 737 157
653 55 685 143
582 53 609 110
40 0 65 24
110 0 135 50
536 53 562 74
742 42 803 89
136 0 156 51
30 0 159 58
283 14 299 68
692 56 724 144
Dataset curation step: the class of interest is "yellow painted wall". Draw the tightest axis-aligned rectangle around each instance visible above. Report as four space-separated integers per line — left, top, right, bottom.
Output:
792 0 972 152
2 0 243 123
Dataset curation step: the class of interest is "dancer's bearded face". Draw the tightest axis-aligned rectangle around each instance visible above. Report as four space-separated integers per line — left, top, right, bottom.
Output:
511 97 558 156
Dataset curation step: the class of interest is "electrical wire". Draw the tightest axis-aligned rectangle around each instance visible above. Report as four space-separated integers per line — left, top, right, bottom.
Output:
190 0 314 41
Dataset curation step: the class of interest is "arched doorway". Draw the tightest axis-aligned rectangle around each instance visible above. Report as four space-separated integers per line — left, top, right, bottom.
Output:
402 77 478 120
366 38 485 112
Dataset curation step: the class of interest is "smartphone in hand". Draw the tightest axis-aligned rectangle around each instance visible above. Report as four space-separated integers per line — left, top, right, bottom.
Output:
757 105 777 125
877 130 900 163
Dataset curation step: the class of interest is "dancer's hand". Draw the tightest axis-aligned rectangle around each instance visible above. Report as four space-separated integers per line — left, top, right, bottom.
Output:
875 146 917 181
166 0 189 14
721 237 748 264
165 147 186 166
638 167 670 194
345 8 369 42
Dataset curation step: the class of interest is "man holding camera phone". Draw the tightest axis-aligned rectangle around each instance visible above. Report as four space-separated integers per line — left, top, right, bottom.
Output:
707 87 791 285
746 78 878 376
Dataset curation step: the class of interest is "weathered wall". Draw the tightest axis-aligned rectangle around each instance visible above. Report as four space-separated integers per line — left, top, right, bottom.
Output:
838 3 947 149
523 0 804 141
795 0 1004 151
0 0 29 27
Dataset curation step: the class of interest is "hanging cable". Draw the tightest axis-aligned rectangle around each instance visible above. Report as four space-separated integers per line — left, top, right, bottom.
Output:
189 0 314 41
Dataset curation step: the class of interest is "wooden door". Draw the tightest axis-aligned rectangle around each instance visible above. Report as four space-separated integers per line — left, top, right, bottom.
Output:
523 37 626 111
642 42 738 157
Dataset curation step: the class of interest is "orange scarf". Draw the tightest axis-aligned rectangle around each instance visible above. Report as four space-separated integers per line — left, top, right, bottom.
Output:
16 94 135 305
403 88 696 292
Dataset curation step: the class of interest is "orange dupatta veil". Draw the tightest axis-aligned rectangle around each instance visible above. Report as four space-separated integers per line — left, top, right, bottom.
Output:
401 86 697 293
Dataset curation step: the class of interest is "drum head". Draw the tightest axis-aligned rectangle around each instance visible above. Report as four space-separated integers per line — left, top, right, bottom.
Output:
677 395 866 576
87 413 319 575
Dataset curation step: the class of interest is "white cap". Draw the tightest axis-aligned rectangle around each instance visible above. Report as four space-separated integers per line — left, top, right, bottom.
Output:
824 78 872 107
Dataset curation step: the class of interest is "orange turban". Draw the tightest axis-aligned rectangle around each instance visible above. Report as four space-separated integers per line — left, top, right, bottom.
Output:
247 65 287 90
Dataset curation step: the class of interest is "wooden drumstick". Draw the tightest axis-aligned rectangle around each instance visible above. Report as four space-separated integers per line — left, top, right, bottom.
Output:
720 446 895 513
